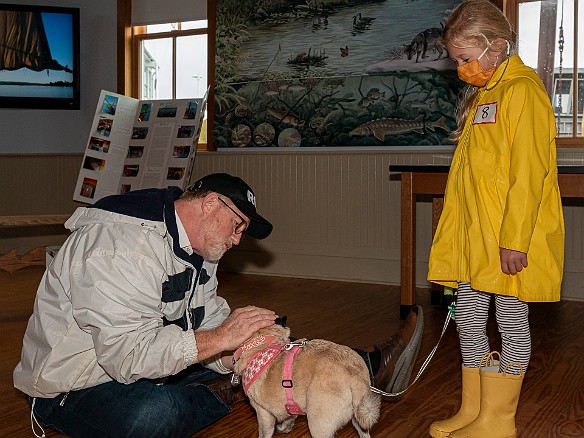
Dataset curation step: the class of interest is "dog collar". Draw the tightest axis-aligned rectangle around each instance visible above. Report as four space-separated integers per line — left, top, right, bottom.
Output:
233 335 278 364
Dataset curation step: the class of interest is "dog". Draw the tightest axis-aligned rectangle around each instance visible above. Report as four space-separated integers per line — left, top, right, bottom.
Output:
404 26 445 63
232 323 381 438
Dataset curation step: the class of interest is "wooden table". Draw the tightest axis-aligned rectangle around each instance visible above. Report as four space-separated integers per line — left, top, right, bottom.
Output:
391 165 584 319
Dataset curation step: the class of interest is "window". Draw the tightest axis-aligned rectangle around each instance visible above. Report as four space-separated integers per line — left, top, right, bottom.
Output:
553 78 572 114
511 0 583 146
132 20 209 146
133 21 208 100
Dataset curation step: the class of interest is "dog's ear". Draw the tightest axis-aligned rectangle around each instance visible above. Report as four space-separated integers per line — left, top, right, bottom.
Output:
256 323 290 341
274 316 287 327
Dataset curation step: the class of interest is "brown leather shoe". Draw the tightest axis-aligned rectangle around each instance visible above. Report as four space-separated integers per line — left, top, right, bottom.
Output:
373 305 423 395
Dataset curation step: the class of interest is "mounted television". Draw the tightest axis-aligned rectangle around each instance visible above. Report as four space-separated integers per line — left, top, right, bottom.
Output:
0 3 80 109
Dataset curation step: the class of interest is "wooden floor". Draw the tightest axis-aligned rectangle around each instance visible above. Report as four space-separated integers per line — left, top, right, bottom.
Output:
1 267 583 437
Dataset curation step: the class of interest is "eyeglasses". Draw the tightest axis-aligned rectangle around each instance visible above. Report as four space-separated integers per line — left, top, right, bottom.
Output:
218 197 248 235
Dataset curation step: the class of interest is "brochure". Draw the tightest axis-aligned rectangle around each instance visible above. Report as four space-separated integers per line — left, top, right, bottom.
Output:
73 90 206 203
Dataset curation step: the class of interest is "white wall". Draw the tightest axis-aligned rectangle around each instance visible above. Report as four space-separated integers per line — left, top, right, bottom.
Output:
0 0 117 154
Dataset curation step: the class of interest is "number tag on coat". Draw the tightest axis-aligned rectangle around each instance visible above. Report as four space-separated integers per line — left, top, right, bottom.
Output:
473 103 497 124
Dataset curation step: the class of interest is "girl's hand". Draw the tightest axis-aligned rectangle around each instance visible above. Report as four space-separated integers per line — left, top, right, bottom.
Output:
500 248 528 275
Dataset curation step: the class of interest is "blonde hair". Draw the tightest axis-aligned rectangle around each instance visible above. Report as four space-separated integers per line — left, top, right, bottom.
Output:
443 0 518 142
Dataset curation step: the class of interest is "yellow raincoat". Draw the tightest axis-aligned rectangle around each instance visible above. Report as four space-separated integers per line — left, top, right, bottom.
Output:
428 55 564 302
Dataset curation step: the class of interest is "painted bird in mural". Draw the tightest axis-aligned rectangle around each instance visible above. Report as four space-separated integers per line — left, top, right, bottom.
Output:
352 15 369 30
356 12 375 25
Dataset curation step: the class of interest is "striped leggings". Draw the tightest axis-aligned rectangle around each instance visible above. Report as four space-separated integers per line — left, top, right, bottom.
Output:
455 282 530 375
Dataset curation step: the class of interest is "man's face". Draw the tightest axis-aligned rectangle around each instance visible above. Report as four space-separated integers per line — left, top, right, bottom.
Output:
199 197 249 263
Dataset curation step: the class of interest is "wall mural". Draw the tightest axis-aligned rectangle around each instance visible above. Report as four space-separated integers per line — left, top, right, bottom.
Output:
214 0 463 148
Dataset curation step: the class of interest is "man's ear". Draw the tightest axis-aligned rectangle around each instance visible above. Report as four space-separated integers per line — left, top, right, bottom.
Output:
201 192 219 215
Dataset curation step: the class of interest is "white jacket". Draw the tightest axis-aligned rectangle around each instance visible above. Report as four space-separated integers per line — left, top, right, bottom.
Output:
14 188 231 398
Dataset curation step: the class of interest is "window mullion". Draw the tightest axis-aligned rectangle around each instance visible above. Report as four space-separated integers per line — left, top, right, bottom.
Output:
172 36 177 99
574 0 579 136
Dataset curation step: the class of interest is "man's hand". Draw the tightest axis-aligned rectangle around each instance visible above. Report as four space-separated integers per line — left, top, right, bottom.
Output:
194 306 277 362
500 248 528 275
216 306 278 351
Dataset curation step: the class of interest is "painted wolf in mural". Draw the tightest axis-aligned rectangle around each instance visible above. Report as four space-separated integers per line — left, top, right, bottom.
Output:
405 26 446 63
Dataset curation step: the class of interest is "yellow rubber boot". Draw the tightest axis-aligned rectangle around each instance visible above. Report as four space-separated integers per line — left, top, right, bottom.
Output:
449 354 524 438
428 365 480 438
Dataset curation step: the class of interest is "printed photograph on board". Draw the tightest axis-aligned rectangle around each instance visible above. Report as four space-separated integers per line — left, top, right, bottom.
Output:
82 156 105 172
88 137 110 153
138 103 152 121
157 102 178 118
183 101 198 119
96 117 113 137
80 177 97 198
132 127 149 140
167 167 185 180
101 94 118 115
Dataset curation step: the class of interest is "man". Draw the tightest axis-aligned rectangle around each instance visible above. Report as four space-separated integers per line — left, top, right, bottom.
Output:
14 173 421 438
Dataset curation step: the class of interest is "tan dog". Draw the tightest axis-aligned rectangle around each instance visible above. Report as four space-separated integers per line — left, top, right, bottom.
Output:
232 324 381 438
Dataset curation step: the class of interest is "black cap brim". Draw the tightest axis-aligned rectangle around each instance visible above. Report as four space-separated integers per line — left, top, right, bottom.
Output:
231 198 272 240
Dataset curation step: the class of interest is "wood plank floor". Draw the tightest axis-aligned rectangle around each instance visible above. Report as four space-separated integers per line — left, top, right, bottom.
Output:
1 266 583 437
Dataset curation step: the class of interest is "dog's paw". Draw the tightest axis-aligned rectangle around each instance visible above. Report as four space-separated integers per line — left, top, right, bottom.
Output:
276 417 296 434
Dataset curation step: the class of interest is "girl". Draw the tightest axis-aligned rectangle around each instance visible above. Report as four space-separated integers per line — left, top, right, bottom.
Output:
427 1 565 437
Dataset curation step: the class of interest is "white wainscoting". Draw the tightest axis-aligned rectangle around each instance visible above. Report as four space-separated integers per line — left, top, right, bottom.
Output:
1 148 582 299
192 148 584 300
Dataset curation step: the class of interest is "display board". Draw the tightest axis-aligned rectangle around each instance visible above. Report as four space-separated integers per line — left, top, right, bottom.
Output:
74 90 206 203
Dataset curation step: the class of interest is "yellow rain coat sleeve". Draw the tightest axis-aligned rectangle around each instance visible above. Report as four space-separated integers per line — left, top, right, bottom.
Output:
427 56 564 302
499 80 552 253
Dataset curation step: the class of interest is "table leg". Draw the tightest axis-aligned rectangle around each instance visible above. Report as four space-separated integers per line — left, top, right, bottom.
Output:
400 172 415 320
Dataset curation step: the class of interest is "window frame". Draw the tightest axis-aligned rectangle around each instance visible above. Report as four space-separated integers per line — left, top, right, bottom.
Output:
507 0 583 147
132 25 208 100
131 24 215 151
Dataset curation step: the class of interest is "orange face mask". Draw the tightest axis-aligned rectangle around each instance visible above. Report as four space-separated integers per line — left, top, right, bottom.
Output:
457 47 496 87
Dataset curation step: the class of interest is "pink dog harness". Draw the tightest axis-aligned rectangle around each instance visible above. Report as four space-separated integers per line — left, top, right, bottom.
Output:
241 343 284 393
281 343 305 415
236 339 307 416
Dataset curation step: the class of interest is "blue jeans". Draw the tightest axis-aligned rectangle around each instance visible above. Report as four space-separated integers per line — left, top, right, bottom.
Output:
29 366 231 438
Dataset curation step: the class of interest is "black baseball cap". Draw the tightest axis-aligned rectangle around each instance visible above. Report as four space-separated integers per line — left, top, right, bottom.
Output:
187 173 273 240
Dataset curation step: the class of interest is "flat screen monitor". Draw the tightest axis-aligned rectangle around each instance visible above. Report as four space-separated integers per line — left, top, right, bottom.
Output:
0 3 80 109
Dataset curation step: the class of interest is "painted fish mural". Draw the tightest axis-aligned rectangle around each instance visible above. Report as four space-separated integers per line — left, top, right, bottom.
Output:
266 107 305 127
349 116 450 141
215 0 462 147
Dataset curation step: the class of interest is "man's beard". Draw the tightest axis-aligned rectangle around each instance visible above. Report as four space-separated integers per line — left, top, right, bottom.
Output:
200 227 231 263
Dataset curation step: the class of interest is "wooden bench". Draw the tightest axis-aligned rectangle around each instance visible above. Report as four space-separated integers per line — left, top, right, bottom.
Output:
0 215 69 273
